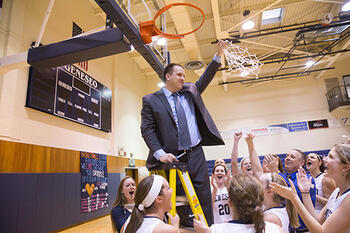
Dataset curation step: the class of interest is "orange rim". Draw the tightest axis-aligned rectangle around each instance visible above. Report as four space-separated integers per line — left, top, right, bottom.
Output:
142 3 205 40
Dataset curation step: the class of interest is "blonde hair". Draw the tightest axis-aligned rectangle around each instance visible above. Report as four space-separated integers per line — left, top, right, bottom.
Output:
229 174 265 233
261 173 299 229
333 144 350 179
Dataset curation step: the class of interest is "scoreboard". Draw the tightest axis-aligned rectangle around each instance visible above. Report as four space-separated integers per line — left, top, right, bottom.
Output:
26 64 112 132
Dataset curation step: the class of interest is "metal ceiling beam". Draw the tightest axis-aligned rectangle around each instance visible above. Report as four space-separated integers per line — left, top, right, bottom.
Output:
94 0 164 78
229 16 350 41
210 0 222 40
315 32 350 79
219 67 335 85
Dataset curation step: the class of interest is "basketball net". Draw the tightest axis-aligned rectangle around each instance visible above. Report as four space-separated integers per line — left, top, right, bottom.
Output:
223 40 263 77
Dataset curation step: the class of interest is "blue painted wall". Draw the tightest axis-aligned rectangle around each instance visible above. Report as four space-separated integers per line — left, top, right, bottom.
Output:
0 173 121 233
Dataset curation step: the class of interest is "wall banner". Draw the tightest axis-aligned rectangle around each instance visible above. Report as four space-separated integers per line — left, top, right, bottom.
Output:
287 121 308 132
308 119 329 130
268 124 289 135
80 152 108 213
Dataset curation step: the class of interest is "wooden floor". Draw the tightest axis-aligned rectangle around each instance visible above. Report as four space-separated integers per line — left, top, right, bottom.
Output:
58 215 195 233
59 215 112 233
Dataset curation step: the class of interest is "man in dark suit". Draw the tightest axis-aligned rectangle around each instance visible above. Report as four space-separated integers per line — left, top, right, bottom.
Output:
140 41 226 226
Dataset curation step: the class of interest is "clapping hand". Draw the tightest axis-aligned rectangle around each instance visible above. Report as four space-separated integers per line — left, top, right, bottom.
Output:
264 153 279 173
270 178 298 201
297 167 312 193
211 175 218 191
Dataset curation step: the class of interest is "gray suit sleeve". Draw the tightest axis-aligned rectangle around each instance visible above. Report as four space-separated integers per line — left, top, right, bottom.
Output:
195 59 221 94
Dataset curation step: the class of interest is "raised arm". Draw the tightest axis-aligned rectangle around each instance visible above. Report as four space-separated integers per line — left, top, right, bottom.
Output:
245 133 263 179
195 40 226 94
231 131 242 175
270 180 350 233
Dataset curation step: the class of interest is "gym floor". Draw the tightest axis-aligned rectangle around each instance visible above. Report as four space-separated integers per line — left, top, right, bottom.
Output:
58 215 195 233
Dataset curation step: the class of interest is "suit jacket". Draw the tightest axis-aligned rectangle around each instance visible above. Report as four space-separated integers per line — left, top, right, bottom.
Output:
141 60 225 169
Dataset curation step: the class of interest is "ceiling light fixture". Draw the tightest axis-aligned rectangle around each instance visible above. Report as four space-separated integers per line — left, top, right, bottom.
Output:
305 60 315 67
242 20 255 30
342 1 350 11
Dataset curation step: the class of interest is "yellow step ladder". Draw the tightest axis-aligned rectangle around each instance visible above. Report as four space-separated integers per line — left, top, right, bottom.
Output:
149 162 208 226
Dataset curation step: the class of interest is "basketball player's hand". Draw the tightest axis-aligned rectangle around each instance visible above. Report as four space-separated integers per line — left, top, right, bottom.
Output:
297 167 312 193
264 153 279 173
193 215 211 233
245 133 255 144
234 131 242 142
160 153 178 163
167 213 180 228
216 40 227 57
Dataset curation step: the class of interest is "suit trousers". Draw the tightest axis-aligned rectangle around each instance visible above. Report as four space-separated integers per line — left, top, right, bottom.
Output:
174 146 213 227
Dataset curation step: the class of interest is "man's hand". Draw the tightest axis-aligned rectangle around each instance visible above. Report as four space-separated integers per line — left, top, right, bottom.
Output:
159 153 178 163
216 40 227 57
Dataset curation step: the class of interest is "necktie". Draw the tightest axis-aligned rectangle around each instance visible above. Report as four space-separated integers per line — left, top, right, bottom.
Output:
172 92 191 150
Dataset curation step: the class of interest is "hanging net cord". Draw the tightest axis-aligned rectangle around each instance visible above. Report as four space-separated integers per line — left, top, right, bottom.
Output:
223 41 263 77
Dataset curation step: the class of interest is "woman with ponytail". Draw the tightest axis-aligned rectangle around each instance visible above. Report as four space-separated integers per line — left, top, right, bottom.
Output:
194 174 282 233
121 175 180 233
260 173 299 233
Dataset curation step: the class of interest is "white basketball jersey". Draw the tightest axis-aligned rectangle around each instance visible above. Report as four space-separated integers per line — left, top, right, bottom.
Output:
211 221 281 233
212 186 231 224
265 207 289 233
314 173 325 213
325 187 350 233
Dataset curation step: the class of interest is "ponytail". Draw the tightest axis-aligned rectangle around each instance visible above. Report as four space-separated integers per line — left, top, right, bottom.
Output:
269 173 300 229
124 205 144 233
124 175 164 233
229 174 266 233
286 199 300 229
251 205 265 233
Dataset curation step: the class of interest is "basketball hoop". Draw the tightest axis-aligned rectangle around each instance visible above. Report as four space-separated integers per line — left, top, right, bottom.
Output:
139 3 205 44
223 40 263 77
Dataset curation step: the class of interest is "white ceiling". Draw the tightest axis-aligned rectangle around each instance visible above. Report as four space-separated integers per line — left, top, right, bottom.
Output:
88 0 350 86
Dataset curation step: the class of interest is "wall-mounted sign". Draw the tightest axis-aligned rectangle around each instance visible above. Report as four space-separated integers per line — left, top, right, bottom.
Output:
308 119 329 130
287 121 308 132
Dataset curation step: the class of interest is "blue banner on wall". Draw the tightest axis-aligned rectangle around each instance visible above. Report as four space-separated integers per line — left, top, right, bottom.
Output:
287 121 308 132
80 152 108 213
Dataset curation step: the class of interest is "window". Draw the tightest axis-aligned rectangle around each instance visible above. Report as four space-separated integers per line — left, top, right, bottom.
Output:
262 8 284 25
